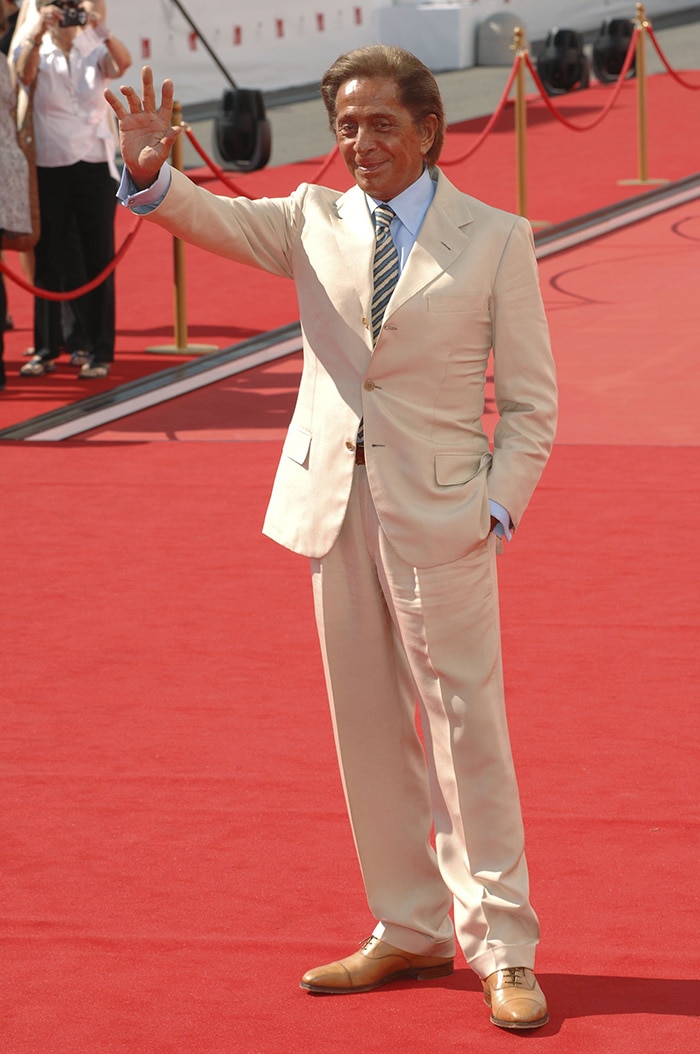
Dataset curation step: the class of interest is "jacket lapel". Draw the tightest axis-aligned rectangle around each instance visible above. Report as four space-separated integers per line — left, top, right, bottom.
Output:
331 186 375 336
329 173 475 343
386 170 474 318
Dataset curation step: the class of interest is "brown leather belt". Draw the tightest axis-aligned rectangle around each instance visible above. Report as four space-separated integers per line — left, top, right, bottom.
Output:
355 444 366 465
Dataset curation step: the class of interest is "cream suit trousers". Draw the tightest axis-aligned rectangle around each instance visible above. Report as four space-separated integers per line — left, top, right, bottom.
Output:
310 466 540 979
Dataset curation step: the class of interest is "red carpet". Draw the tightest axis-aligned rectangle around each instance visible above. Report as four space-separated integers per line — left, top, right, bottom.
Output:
2 440 698 1052
1 65 700 1054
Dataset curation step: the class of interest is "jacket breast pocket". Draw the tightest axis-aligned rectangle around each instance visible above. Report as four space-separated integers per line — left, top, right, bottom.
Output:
427 294 488 314
434 451 492 486
283 426 312 467
425 294 492 356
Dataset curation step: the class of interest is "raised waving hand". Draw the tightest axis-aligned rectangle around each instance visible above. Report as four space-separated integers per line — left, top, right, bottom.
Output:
105 66 182 190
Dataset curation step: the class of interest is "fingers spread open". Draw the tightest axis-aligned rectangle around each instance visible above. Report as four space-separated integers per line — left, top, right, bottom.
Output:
140 65 157 113
120 84 143 115
158 78 175 122
103 87 126 119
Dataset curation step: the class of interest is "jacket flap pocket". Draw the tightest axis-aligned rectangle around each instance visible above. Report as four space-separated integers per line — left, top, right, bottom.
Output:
284 426 312 466
435 451 491 486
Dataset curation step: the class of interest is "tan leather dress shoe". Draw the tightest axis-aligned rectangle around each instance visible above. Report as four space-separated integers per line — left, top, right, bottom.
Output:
482 967 548 1029
300 935 454 994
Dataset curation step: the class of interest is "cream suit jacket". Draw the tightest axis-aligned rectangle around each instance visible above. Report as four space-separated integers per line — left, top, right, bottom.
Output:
149 166 557 568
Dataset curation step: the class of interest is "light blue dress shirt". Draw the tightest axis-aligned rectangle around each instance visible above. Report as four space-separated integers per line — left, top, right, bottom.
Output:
365 165 436 275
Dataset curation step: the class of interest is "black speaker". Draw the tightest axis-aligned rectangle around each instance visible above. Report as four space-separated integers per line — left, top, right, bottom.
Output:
592 19 636 83
215 88 272 172
536 28 591 96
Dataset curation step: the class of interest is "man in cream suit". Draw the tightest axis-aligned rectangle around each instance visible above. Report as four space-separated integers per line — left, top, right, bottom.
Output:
107 45 557 1031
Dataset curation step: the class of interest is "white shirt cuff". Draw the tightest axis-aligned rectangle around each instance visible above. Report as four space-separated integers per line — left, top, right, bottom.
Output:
489 499 513 541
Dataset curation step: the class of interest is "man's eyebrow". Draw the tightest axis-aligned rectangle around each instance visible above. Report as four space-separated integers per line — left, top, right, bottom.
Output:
338 110 397 121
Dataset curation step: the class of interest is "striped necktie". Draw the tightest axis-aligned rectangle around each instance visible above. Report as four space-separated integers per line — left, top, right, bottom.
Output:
357 204 399 448
370 203 399 344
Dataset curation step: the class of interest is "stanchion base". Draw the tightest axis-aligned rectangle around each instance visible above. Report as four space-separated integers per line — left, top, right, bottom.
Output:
145 343 219 356
617 178 670 186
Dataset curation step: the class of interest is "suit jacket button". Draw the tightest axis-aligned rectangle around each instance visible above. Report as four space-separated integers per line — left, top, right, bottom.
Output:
345 441 355 452
364 380 375 391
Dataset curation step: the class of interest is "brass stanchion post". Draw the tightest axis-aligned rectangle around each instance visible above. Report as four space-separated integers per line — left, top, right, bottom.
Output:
619 4 669 187
172 104 187 350
512 28 548 226
514 27 528 219
637 5 650 182
147 102 219 355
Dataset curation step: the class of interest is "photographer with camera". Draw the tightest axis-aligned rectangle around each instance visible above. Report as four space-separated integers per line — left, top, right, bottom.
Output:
13 1 130 379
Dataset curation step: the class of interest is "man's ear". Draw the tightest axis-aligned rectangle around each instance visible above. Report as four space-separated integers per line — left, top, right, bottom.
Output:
420 113 439 155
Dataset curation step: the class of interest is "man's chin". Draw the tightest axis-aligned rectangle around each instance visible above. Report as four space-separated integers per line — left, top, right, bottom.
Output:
354 169 390 198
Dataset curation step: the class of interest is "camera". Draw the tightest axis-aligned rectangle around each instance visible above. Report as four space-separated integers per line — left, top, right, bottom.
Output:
58 2 88 28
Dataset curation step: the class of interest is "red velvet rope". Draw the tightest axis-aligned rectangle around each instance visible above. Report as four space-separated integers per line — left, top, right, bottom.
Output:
647 25 700 90
183 30 640 187
306 142 340 183
183 127 255 197
184 124 340 192
440 55 520 167
524 28 639 132
0 218 144 299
